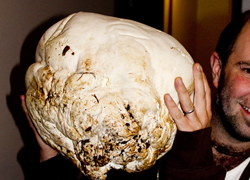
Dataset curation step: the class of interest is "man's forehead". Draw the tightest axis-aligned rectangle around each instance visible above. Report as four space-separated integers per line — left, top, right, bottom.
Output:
231 22 250 59
235 21 250 45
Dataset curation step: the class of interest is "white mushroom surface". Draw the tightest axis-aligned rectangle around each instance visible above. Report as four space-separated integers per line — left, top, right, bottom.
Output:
25 12 194 180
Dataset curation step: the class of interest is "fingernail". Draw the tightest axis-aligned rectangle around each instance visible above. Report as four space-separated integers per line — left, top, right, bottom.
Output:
165 94 171 101
197 64 202 72
178 78 183 85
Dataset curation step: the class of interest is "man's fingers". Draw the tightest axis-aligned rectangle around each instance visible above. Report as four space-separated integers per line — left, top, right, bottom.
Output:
193 64 208 125
20 95 35 130
174 76 202 129
164 63 212 132
164 93 190 131
192 63 211 127
174 77 195 116
203 71 212 126
203 72 212 119
20 95 27 113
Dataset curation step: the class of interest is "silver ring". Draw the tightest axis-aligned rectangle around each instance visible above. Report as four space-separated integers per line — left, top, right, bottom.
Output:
183 106 195 115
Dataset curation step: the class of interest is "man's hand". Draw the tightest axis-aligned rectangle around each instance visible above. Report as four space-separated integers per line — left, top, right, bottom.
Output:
20 95 58 162
164 63 211 131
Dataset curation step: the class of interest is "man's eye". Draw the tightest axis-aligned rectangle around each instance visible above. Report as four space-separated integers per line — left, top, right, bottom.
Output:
240 66 250 74
239 62 250 77
244 68 250 74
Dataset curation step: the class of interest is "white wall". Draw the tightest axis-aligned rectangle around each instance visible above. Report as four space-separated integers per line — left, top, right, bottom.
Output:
242 0 250 12
0 1 114 179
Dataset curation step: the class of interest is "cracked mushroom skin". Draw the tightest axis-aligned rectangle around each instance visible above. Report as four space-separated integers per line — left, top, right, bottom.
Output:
25 12 194 180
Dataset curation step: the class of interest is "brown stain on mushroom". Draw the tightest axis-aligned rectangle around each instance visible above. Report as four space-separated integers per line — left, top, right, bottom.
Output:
84 59 91 70
62 45 70 56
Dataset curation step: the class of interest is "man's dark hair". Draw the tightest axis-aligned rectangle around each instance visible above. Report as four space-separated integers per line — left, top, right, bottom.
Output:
216 10 250 66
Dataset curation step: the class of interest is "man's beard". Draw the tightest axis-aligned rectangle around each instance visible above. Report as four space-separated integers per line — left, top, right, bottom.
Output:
215 79 250 142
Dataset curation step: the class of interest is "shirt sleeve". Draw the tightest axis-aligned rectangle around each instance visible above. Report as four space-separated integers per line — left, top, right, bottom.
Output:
159 127 226 180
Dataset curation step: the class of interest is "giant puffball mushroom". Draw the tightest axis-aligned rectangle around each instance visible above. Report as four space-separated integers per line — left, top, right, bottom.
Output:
25 12 194 180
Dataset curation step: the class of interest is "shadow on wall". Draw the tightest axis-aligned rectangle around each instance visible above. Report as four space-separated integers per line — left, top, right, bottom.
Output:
6 14 66 179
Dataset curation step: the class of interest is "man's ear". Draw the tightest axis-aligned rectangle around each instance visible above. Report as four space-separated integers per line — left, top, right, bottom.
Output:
210 51 222 88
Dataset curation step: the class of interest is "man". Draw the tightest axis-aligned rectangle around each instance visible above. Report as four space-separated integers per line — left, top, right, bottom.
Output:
209 10 250 180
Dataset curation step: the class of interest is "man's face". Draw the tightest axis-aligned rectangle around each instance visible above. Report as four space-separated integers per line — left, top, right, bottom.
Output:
217 22 250 141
